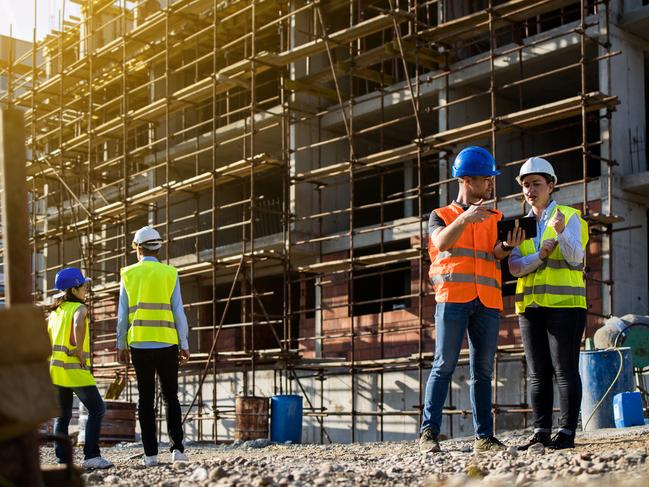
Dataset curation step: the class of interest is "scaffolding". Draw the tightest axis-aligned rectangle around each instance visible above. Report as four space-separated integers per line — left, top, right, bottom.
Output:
0 0 622 442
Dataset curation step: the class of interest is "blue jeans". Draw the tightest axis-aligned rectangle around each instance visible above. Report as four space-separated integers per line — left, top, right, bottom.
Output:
54 385 105 461
421 299 500 438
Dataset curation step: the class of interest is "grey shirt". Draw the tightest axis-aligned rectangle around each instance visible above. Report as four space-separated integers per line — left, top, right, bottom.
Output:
428 201 471 236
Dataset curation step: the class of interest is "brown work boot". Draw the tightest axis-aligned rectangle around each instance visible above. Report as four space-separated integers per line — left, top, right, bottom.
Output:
419 428 441 453
474 435 506 452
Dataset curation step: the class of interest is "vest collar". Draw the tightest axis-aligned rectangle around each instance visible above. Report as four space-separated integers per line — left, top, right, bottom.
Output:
140 256 159 263
527 200 556 219
452 200 471 210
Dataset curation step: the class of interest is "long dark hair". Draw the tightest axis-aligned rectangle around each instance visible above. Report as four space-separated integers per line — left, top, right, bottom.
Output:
48 287 85 312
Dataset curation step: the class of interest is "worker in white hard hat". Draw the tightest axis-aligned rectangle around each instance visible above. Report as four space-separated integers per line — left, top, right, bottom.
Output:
116 225 190 466
508 157 589 451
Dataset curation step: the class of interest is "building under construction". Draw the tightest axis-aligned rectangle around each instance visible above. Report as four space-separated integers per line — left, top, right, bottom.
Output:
0 0 648 444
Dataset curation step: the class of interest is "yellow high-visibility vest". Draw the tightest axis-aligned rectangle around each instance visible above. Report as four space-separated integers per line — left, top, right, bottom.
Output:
48 301 95 387
515 205 589 314
121 260 179 346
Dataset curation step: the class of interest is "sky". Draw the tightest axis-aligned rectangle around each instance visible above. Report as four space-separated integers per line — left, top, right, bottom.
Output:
0 0 81 42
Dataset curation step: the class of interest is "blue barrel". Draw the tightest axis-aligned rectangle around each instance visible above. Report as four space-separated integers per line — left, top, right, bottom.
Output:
270 395 303 443
579 348 635 430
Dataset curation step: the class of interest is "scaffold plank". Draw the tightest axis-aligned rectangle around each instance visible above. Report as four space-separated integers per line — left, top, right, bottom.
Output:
420 0 578 44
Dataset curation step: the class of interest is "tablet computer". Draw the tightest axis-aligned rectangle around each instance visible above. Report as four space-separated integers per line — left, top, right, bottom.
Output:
497 216 537 242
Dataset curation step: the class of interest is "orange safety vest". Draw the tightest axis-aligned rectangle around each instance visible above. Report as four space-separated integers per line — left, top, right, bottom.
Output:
428 203 503 310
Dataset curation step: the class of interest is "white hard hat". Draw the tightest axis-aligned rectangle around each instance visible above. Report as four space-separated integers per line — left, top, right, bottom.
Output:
517 157 558 185
133 225 163 250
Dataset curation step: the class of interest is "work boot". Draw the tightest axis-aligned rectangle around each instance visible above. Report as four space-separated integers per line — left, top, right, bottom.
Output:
419 428 441 453
474 435 506 452
547 431 575 450
517 431 551 451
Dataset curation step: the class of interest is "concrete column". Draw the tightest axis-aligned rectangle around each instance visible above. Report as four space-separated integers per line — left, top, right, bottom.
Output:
600 13 649 316
314 276 322 358
404 162 414 217
438 86 449 206
289 2 319 240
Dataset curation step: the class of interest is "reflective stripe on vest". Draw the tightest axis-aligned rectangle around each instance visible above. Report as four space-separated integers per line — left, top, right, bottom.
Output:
431 273 501 289
438 248 496 262
47 301 96 387
538 259 584 271
50 359 86 370
121 260 179 346
131 319 176 329
428 204 503 310
515 284 587 301
514 205 588 314
437 248 502 269
51 344 92 361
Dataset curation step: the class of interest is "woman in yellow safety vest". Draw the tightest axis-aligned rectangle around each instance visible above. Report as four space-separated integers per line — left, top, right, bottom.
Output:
48 267 113 470
509 157 588 451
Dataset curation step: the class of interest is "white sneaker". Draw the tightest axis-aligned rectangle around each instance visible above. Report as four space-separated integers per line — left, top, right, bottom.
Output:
143 455 158 467
82 456 113 469
171 449 188 462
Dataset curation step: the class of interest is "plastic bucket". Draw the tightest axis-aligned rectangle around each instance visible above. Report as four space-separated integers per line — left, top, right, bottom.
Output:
579 347 635 430
270 395 303 444
235 396 269 441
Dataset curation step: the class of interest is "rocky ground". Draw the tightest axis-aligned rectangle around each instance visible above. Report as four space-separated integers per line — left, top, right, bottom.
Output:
40 425 649 487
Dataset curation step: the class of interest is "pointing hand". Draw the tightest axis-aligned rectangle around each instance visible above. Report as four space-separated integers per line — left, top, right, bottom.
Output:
549 207 566 234
460 199 494 224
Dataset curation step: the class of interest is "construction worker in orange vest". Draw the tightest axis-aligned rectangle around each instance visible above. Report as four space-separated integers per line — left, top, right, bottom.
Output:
419 146 526 454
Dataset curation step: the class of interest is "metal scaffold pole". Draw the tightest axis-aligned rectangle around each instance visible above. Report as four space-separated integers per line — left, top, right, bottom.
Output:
0 0 629 444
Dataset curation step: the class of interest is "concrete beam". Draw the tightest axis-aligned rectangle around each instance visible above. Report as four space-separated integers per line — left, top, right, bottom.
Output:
619 5 649 42
621 170 649 199
321 18 597 131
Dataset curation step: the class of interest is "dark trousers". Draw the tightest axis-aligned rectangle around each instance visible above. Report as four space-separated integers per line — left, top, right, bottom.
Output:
130 345 184 456
54 385 105 461
519 306 586 433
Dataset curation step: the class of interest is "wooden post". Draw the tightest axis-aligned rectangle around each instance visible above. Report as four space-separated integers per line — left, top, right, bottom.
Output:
0 107 31 305
0 108 59 486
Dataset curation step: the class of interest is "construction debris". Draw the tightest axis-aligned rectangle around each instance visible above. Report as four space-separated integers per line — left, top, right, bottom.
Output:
37 426 649 486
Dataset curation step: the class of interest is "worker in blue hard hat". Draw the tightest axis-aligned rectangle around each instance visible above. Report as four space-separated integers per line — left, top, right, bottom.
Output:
47 267 113 470
420 146 526 454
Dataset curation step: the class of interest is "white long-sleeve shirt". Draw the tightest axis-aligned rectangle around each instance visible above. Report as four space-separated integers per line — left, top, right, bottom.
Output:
508 200 584 278
116 256 189 351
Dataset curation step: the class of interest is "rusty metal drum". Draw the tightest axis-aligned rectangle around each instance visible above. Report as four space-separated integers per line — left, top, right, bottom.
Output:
235 396 268 441
79 400 136 444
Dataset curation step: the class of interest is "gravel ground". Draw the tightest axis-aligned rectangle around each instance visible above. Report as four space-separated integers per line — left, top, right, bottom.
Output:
40 425 649 486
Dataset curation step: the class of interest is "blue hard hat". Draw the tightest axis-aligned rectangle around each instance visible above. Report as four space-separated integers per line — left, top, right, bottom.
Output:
452 146 501 177
54 267 91 291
